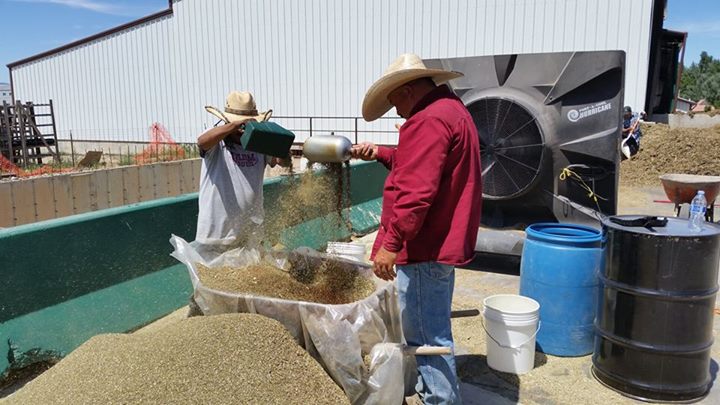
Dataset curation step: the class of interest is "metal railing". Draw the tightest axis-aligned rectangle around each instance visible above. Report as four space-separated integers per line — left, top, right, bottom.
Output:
272 116 402 145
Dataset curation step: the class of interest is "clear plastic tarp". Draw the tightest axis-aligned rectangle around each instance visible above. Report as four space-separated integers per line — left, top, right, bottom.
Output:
170 235 410 404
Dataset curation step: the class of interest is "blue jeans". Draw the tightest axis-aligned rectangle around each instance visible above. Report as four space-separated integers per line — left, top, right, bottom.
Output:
397 262 461 405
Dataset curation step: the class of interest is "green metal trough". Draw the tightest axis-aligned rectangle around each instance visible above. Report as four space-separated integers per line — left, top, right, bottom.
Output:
0 161 387 374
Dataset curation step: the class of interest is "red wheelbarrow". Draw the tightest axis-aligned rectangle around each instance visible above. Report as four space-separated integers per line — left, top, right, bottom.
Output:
659 174 720 222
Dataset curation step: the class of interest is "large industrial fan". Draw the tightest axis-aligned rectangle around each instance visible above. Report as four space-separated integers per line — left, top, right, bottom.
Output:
426 51 625 230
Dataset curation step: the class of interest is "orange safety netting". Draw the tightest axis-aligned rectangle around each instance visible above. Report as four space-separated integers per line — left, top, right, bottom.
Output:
134 123 186 165
0 155 20 176
0 154 72 178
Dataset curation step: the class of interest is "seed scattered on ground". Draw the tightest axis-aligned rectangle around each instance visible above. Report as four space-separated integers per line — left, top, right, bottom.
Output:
4 314 349 405
196 255 376 305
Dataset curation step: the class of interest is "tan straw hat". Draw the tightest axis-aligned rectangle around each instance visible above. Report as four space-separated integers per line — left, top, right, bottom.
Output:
205 91 273 123
361 53 463 121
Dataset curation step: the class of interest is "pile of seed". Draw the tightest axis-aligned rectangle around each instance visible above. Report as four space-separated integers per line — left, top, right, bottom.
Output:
4 314 349 405
196 256 376 305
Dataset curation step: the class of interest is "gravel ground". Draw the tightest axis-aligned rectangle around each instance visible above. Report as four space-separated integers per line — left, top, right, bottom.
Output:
2 314 348 405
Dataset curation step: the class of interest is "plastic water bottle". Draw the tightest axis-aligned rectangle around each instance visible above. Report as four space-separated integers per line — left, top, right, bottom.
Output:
689 191 707 232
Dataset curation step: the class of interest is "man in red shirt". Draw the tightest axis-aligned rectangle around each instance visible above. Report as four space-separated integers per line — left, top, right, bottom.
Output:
353 54 482 404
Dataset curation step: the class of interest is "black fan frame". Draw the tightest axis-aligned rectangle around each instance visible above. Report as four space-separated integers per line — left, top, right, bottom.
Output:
470 97 545 200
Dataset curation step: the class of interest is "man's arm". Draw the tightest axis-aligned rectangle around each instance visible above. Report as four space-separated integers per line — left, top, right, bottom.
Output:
376 146 396 170
629 116 640 136
197 119 251 153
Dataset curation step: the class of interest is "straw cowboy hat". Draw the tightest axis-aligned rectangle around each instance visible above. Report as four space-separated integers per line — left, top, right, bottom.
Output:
362 53 463 121
205 91 272 123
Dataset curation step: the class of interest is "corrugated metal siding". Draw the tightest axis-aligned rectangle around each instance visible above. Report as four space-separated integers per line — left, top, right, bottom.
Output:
11 0 655 144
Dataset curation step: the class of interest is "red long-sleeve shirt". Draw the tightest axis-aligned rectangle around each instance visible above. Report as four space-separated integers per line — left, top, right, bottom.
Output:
371 85 483 266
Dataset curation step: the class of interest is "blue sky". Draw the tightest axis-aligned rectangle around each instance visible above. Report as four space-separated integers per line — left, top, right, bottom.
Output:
0 0 168 83
1 0 719 84
665 0 720 66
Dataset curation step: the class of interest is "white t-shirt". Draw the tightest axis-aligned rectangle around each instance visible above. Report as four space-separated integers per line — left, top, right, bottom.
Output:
195 133 269 248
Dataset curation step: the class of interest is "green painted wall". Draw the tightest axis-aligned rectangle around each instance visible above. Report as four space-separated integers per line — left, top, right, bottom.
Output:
0 161 387 374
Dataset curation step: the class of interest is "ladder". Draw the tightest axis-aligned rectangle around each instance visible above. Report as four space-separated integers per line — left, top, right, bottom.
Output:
0 100 60 168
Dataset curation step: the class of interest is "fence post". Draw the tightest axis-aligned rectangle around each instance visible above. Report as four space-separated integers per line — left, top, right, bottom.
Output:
17 101 29 168
69 130 76 166
354 117 358 144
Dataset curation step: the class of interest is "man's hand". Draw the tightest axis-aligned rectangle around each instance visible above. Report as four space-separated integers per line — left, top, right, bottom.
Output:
198 118 256 152
351 142 378 161
373 247 397 281
232 117 256 132
268 155 293 168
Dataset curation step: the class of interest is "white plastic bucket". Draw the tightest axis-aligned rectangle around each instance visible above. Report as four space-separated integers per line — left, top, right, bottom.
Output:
482 294 541 374
326 242 366 263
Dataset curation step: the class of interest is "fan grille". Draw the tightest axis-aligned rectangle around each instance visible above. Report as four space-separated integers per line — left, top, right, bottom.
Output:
469 98 544 199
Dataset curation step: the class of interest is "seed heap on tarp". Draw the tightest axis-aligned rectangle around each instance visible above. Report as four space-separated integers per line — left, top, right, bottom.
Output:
196 255 375 305
4 314 349 405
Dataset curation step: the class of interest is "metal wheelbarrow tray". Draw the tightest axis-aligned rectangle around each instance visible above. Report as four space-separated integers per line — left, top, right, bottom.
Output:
659 173 720 221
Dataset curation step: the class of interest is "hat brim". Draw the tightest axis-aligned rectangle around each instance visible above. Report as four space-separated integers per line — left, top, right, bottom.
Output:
361 69 463 122
205 106 273 124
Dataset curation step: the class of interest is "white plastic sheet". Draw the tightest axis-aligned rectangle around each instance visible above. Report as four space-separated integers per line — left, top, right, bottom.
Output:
169 235 406 404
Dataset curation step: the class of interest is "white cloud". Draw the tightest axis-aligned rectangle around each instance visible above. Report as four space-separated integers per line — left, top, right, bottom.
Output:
9 0 159 17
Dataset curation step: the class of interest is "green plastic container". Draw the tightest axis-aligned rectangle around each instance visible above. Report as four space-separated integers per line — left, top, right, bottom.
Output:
241 121 295 157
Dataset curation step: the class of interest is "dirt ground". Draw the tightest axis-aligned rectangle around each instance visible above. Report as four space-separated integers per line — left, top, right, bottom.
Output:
617 185 677 217
617 122 720 218
620 123 720 187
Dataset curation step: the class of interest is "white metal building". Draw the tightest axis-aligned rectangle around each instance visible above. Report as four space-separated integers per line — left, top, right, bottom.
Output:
8 0 680 145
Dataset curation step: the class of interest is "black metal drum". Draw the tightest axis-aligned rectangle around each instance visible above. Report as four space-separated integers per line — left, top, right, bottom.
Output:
593 215 720 402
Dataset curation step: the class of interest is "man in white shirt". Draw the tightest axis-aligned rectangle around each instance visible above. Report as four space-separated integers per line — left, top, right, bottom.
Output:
196 91 280 251
188 91 283 316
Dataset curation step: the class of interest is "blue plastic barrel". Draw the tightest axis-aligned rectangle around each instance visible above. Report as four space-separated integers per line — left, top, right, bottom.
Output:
519 223 602 356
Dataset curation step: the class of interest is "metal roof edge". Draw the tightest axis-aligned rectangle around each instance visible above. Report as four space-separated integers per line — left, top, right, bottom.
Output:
6 0 174 70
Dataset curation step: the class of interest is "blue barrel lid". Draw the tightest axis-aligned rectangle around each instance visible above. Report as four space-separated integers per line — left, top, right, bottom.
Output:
526 223 602 247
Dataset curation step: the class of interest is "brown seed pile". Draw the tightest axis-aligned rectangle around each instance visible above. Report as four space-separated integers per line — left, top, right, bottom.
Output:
620 123 720 187
3 314 349 405
196 256 376 305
